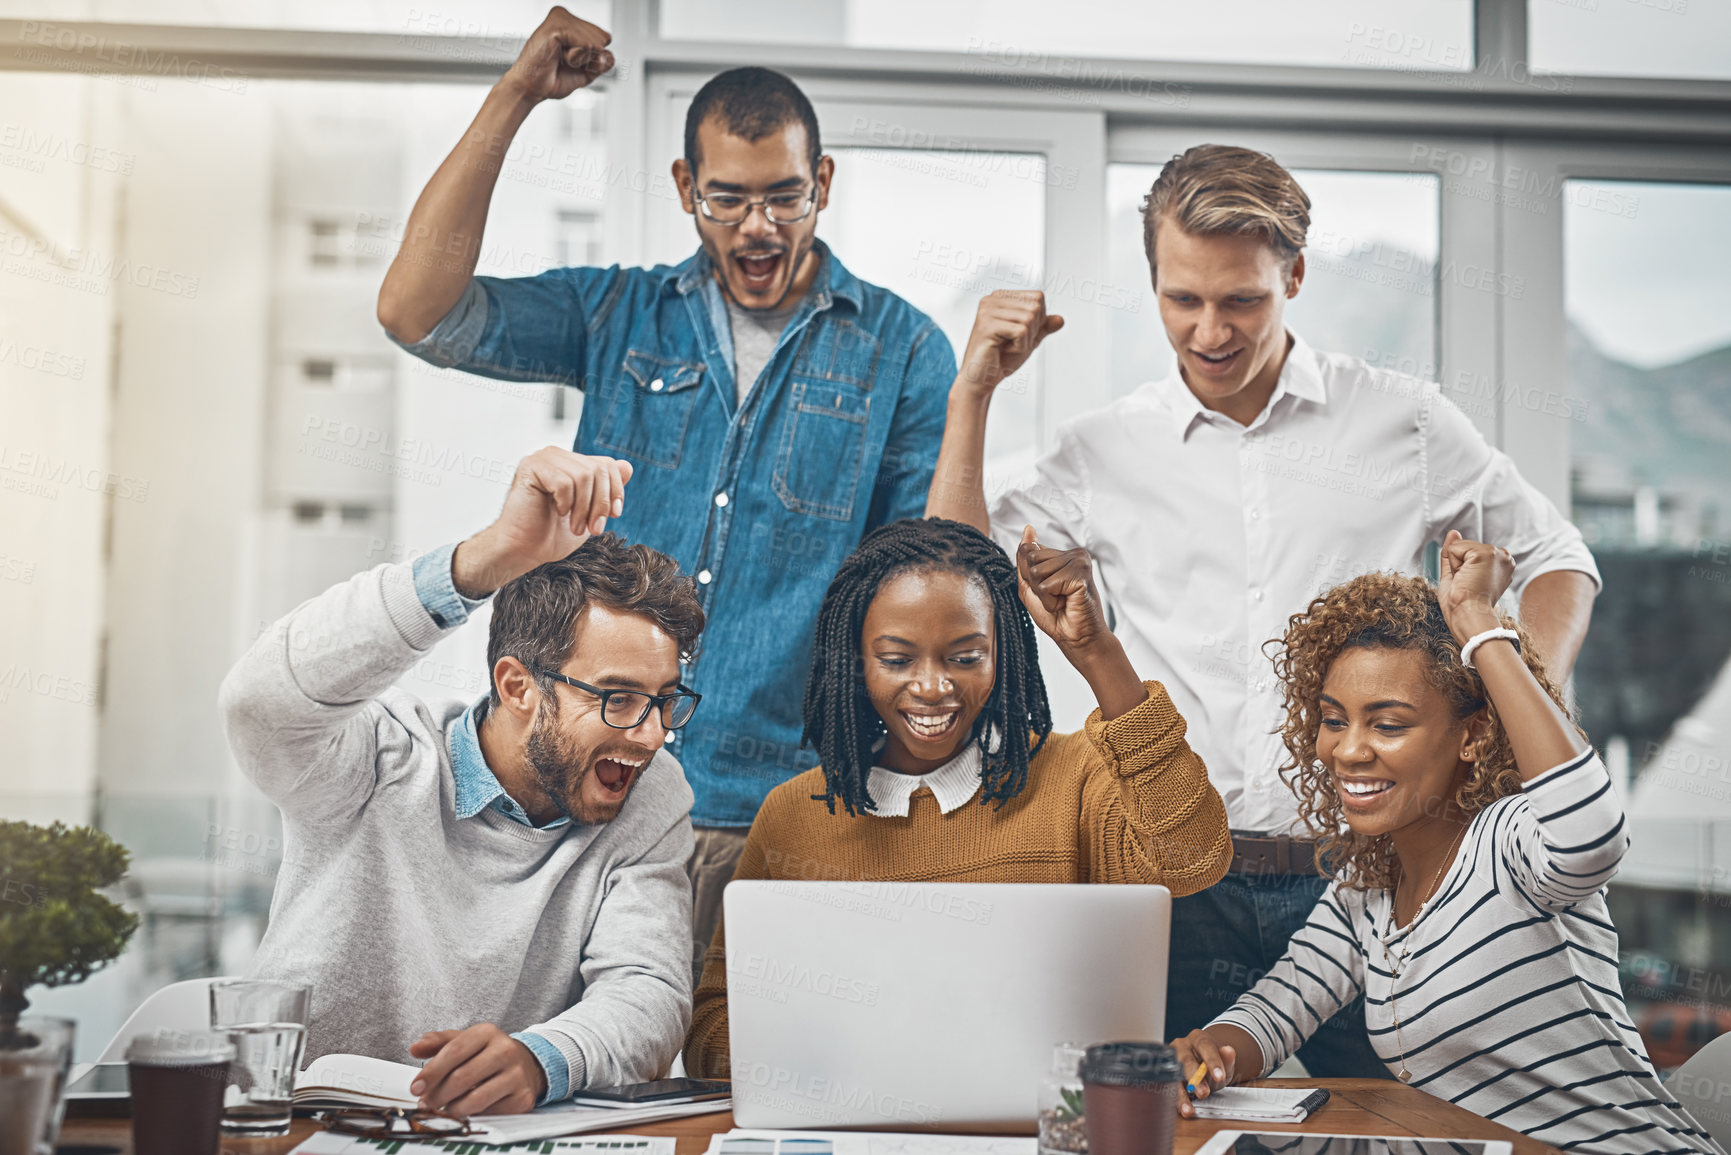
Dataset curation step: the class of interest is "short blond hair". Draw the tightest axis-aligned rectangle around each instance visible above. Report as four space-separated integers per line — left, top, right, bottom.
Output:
1141 145 1311 281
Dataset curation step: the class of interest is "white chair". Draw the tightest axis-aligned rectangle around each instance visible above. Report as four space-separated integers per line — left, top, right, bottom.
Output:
92 976 234 1064
1666 1031 1731 1151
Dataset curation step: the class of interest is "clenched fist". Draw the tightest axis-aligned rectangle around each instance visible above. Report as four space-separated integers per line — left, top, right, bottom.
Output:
500 6 614 106
452 447 634 598
956 290 1065 398
1437 529 1515 646
1016 526 1110 660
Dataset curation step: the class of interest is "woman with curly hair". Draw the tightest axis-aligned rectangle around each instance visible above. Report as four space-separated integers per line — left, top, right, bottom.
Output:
1174 531 1720 1154
682 517 1233 1077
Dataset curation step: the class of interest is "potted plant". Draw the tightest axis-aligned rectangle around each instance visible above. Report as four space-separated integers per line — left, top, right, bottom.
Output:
0 820 139 1155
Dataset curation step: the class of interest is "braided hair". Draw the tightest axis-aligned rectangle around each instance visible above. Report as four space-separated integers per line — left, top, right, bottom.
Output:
801 517 1053 817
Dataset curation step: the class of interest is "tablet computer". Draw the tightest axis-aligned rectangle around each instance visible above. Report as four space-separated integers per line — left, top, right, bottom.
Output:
1196 1132 1513 1155
569 1077 731 1108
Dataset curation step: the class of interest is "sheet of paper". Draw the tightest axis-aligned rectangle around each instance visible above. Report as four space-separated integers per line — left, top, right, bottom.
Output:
290 1133 676 1155
701 1130 1037 1155
470 1098 731 1145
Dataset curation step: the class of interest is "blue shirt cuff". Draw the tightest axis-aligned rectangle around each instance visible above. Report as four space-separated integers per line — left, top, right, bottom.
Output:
410 543 488 629
512 1030 570 1104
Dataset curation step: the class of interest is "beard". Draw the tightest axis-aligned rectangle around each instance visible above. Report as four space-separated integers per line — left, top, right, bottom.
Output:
523 700 641 826
698 222 817 312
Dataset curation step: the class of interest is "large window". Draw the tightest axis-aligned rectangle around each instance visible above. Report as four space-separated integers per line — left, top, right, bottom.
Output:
661 0 1476 72
1561 180 1731 1071
1530 1 1731 82
819 146 1046 471
0 0 606 34
2 69 603 1057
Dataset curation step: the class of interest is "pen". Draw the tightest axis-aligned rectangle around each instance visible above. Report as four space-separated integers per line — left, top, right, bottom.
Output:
1187 1060 1208 1096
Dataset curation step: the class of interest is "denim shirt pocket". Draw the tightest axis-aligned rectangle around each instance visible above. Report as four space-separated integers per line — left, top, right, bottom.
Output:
772 380 872 521
595 350 706 469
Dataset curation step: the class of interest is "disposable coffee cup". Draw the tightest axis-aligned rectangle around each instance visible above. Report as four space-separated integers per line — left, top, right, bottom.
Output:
1079 1041 1183 1155
127 1030 235 1155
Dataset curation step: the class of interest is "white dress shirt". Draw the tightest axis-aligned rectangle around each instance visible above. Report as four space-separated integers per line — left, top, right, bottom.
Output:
989 332 1600 834
865 740 984 817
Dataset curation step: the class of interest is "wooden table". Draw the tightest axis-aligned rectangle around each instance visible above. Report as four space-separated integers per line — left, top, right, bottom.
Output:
60 1079 1558 1155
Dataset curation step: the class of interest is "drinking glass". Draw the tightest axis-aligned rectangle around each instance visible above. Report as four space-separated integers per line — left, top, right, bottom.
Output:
209 979 309 1136
0 1017 74 1155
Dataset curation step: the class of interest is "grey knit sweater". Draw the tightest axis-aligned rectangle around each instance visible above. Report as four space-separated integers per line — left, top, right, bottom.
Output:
218 560 694 1091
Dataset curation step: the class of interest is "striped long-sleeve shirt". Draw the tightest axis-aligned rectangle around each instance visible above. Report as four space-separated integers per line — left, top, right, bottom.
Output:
1213 750 1724 1154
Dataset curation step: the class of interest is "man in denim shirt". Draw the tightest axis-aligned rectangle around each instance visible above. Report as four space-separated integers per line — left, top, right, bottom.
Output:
377 8 955 978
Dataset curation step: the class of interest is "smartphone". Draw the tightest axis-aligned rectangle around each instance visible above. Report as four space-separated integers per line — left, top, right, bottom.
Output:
569 1076 730 1108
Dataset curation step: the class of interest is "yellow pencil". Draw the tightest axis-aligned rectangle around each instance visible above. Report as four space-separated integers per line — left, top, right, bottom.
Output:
1188 1060 1208 1095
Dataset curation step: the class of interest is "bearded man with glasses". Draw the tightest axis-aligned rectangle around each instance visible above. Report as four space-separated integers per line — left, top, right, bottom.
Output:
379 8 957 985
222 448 704 1114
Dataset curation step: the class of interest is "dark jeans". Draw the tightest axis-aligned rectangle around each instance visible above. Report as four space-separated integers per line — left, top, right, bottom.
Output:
1167 870 1393 1080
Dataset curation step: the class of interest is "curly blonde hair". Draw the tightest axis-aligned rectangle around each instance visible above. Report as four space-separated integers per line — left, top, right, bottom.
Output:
1269 572 1572 890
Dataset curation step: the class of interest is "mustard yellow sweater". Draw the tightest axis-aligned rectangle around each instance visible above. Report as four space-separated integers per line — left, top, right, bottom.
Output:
683 680 1232 1078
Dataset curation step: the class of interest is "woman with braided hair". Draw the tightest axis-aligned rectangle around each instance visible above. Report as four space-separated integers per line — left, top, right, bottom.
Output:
683 515 1232 1077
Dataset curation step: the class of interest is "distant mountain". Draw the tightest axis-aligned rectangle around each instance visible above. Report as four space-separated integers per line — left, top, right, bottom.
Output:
1569 323 1731 527
1566 325 1731 762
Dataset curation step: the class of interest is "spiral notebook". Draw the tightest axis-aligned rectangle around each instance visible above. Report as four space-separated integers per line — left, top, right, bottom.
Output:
1189 1086 1331 1123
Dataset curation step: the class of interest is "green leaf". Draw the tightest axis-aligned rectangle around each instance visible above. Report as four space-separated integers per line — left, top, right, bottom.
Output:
0 821 139 1038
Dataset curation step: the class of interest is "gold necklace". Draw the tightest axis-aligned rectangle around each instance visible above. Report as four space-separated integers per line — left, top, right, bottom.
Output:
1379 822 1469 1082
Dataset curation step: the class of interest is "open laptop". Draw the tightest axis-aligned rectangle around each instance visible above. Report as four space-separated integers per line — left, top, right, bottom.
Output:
723 880 1169 1130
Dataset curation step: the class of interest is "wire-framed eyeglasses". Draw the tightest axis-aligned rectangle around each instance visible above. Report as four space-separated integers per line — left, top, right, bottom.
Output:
692 185 817 226
318 1106 474 1141
533 668 702 730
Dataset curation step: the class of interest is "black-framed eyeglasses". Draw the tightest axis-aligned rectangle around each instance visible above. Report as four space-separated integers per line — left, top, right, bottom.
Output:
533 668 702 730
693 185 818 226
319 1106 474 1141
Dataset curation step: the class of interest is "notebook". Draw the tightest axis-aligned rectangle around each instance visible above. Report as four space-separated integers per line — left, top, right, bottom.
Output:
1188 1086 1331 1123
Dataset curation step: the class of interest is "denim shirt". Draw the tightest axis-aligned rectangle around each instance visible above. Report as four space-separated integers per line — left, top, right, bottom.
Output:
392 242 956 825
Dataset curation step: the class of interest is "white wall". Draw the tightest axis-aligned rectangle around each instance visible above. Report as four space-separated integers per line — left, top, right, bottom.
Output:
94 80 273 804
0 73 122 822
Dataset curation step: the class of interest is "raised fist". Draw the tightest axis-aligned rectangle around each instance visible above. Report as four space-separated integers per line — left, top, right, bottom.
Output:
500 6 614 105
956 290 1065 397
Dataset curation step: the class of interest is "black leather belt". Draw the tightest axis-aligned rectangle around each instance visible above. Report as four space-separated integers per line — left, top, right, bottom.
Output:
1229 832 1321 877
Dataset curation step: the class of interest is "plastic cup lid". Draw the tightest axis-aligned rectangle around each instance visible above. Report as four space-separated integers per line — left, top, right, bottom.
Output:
126 1029 236 1066
1079 1040 1182 1086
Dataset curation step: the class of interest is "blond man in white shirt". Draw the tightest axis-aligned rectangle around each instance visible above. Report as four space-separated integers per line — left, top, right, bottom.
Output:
925 144 1599 1077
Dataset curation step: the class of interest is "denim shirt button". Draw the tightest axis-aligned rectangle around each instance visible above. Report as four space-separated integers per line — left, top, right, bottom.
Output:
714 492 729 507
649 378 665 392
697 569 713 584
